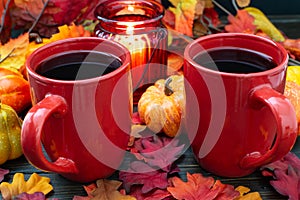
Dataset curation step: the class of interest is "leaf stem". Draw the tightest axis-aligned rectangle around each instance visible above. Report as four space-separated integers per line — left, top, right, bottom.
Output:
0 0 12 34
231 0 239 12
0 48 15 63
28 0 50 33
211 0 234 16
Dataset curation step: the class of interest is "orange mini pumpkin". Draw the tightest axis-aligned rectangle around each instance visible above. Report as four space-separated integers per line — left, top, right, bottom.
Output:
138 75 184 137
0 67 31 113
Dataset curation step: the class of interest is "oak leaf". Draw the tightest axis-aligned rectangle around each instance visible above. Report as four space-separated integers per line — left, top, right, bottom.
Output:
167 173 240 199
0 173 53 200
0 33 29 71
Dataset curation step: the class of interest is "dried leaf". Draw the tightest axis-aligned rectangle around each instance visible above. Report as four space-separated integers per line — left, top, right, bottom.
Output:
73 183 96 200
129 185 171 200
14 192 46 200
167 173 240 199
235 186 262 200
261 152 300 200
225 10 256 34
0 33 29 70
26 23 91 58
119 161 169 194
130 136 184 171
11 0 98 37
0 173 53 200
168 0 197 36
0 168 9 182
244 7 285 42
0 0 14 44
283 39 300 61
91 179 136 200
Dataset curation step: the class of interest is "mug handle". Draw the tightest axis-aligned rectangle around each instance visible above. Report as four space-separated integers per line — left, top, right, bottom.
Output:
240 86 298 169
21 94 79 174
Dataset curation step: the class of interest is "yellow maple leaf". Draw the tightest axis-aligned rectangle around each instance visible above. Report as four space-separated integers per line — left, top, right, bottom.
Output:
0 33 29 71
0 173 53 199
235 186 262 200
169 0 197 36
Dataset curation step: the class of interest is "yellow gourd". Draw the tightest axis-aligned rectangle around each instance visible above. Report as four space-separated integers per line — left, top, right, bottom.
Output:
0 104 23 165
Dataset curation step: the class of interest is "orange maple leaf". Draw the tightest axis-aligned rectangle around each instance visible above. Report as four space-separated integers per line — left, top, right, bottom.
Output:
167 173 240 199
168 0 197 36
225 9 256 34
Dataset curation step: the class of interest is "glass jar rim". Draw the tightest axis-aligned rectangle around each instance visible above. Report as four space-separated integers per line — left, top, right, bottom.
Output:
94 0 165 26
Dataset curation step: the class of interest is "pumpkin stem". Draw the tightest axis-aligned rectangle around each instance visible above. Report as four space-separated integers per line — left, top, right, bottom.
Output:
164 77 174 96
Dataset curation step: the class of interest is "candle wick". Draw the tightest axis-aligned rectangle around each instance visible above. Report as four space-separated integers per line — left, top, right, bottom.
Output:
133 28 167 91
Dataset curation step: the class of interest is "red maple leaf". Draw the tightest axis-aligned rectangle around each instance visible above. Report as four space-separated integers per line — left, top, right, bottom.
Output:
119 161 169 194
129 185 172 200
167 173 240 200
130 135 185 171
224 9 256 34
261 152 300 200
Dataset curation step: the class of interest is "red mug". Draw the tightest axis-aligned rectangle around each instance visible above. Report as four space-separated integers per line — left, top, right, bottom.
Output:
184 33 298 177
22 37 132 182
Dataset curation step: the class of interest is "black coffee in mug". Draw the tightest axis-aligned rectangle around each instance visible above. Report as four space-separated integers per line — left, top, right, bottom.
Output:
193 47 277 73
36 51 122 80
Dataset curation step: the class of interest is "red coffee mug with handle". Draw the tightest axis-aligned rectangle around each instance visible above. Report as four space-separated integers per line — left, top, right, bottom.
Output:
184 33 298 177
22 37 132 182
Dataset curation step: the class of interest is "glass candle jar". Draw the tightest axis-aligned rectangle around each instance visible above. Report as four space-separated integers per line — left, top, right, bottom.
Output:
94 0 168 104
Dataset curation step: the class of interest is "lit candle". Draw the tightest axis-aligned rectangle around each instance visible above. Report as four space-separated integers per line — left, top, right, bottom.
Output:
94 0 168 103
114 25 151 89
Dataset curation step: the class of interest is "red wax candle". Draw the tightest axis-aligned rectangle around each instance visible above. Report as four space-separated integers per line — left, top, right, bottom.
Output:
94 0 168 104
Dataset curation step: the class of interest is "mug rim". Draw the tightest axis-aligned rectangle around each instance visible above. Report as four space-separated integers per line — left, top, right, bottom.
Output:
26 37 131 85
184 33 289 77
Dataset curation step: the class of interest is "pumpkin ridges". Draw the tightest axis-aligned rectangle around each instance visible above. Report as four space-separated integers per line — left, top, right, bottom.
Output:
0 104 23 164
0 112 11 164
138 75 184 137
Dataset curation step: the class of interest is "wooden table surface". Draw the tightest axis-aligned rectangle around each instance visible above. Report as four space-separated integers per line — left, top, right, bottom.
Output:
1 15 300 200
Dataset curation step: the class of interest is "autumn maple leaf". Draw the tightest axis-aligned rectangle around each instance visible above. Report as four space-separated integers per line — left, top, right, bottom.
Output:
130 135 185 171
261 152 300 200
166 0 197 36
225 10 256 34
0 33 29 71
10 0 99 37
74 179 136 200
0 173 53 200
129 185 171 200
119 161 170 194
167 173 240 200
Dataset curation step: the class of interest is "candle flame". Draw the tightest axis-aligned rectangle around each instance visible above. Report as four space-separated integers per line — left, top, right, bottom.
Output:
128 5 135 12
